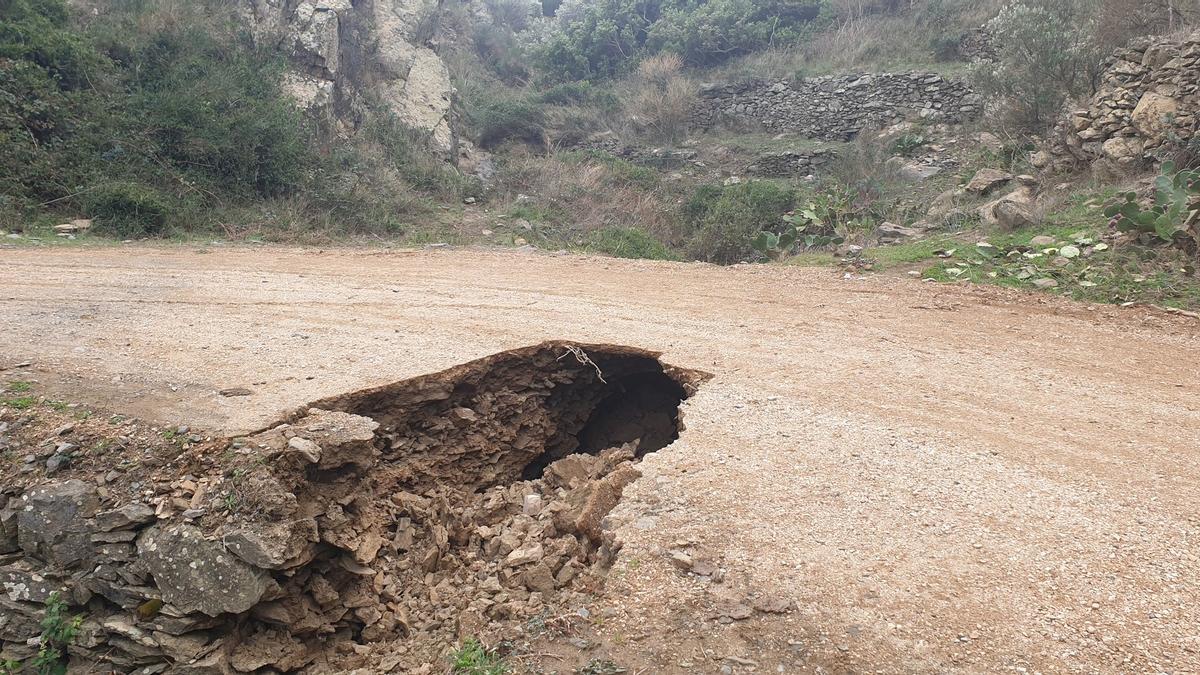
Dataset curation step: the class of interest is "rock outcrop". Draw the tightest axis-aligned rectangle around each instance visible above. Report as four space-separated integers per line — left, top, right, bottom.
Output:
690 73 983 141
238 0 460 156
1045 31 1199 174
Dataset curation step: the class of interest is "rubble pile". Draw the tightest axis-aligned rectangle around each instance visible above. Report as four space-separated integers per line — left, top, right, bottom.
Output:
0 342 703 672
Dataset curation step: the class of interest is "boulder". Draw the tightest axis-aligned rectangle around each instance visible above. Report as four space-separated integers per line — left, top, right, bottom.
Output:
965 168 1013 196
1101 136 1145 163
1131 92 1179 139
877 222 922 244
993 201 1038 230
978 187 1036 227
17 480 100 568
137 524 270 616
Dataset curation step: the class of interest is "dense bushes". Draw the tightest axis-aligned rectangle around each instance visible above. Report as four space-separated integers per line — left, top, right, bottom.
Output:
0 0 320 231
471 96 547 149
84 183 170 238
682 181 797 263
1 0 465 238
535 0 826 81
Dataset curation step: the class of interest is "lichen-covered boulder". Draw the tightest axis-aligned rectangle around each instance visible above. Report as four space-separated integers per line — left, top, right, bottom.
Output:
137 524 270 616
17 480 100 568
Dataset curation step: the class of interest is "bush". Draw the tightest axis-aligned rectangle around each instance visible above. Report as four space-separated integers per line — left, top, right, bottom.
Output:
85 183 170 237
534 0 825 81
472 97 547 149
626 54 695 143
682 181 797 263
970 0 1106 132
584 226 677 259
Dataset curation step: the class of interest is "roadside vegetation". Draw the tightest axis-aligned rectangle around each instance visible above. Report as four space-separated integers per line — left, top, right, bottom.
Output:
3 0 1199 307
0 0 471 241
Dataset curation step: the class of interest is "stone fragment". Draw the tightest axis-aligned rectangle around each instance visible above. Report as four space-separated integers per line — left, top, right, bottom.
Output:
225 519 319 569
95 503 157 532
523 562 556 594
964 168 1013 195
505 542 544 567
137 524 269 616
286 436 322 464
18 480 100 568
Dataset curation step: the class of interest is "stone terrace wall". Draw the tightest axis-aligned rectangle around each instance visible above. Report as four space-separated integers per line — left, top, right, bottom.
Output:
1043 31 1200 174
690 73 983 141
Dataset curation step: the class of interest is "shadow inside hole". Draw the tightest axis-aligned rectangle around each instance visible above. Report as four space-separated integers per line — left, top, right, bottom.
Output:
521 365 688 480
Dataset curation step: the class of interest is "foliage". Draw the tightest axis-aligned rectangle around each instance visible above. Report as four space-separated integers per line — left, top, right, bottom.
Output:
890 133 927 157
16 592 83 675
751 185 872 259
930 33 964 61
0 0 316 232
1 0 461 239
583 226 678 259
626 53 695 142
1104 162 1200 251
682 181 797 263
534 0 826 81
970 0 1106 132
84 183 170 238
471 96 547 149
449 639 510 675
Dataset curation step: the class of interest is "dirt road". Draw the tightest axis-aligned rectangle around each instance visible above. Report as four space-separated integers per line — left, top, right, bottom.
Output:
3 245 1198 673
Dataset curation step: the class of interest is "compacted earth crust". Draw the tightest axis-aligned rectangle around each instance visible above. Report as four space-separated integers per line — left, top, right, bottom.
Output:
2 245 1199 674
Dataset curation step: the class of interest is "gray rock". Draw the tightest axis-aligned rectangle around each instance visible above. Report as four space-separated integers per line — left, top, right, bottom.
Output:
137 524 270 616
286 436 322 464
95 503 156 532
225 519 319 570
994 201 1038 230
45 454 70 474
0 563 67 603
965 168 1013 195
17 480 100 568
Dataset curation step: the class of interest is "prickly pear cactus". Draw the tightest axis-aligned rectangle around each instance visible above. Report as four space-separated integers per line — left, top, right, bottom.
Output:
1104 162 1200 253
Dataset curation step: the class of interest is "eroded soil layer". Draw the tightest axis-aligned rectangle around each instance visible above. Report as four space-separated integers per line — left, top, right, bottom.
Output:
0 342 705 673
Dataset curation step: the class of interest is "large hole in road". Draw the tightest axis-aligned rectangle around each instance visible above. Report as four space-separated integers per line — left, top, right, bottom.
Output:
313 341 708 488
3 342 710 674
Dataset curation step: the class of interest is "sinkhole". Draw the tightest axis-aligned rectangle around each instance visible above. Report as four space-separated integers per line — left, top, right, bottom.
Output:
312 341 708 489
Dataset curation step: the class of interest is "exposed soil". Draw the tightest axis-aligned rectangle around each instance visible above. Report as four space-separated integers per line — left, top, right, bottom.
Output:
2 245 1200 673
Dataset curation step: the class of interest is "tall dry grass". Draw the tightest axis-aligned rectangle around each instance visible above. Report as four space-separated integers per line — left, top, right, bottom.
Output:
623 54 697 143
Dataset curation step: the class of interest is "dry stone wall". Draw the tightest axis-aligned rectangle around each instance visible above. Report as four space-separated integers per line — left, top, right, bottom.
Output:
1043 31 1200 174
690 73 983 141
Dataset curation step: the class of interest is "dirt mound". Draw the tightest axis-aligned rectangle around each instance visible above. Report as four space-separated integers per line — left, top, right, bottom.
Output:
0 342 706 672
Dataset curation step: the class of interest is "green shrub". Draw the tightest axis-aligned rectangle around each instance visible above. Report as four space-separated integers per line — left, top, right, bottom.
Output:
472 96 546 149
450 639 509 675
682 181 797 264
85 183 170 238
930 34 963 61
584 226 677 260
534 0 826 81
970 0 1106 132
